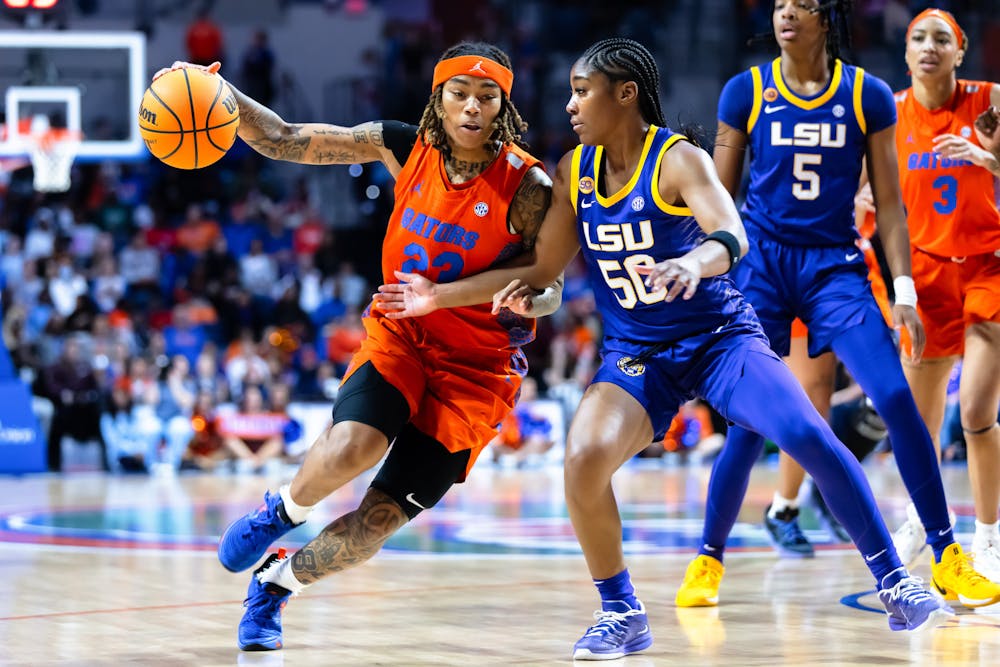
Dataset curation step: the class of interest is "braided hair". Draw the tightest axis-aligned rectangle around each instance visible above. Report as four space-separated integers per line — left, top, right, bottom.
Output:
747 0 854 65
818 0 854 64
417 41 529 158
579 38 667 127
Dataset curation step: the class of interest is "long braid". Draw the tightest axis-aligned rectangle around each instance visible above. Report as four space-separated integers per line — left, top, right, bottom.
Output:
580 38 667 127
417 41 529 159
821 0 854 64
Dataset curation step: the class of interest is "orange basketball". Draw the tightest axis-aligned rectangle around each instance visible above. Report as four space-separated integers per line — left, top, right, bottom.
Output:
138 67 240 169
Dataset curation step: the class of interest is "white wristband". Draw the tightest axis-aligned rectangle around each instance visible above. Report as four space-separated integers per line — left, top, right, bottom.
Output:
893 276 917 308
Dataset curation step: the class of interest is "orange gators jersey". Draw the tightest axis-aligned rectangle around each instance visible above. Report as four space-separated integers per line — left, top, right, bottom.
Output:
896 81 1000 257
380 137 543 350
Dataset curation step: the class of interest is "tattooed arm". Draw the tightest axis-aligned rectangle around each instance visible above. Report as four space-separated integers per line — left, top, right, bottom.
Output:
502 166 564 317
229 83 400 171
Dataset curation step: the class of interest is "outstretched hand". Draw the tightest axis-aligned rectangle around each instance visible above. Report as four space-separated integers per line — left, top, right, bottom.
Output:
974 105 1000 156
634 257 700 302
892 304 925 364
932 132 995 170
152 60 222 82
373 270 441 319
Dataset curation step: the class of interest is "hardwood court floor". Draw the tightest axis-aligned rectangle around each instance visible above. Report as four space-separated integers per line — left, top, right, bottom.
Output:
0 460 997 666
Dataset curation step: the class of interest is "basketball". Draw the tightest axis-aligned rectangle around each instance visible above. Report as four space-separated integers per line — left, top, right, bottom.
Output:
138 67 240 169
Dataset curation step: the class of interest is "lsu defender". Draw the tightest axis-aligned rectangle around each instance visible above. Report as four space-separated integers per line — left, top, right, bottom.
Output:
675 0 1000 614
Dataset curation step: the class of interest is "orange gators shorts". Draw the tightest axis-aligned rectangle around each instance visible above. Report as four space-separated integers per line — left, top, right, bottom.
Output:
341 315 523 478
791 245 891 340
907 248 1000 358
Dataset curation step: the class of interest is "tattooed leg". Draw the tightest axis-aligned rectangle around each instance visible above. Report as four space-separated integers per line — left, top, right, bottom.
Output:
290 488 408 585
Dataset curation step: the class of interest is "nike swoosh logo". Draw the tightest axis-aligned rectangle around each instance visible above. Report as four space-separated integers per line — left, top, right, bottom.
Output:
845 252 859 261
865 548 887 562
939 528 951 536
764 104 787 114
405 493 427 510
637 625 649 635
581 200 594 208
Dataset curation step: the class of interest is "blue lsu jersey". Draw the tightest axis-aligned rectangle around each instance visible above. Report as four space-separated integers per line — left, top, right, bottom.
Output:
722 59 895 246
571 125 753 344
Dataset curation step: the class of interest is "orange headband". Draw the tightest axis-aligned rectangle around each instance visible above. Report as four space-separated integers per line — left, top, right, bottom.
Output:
431 55 513 96
906 8 967 50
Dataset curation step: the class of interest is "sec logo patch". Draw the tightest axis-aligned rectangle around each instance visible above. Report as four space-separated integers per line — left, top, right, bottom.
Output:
579 176 595 195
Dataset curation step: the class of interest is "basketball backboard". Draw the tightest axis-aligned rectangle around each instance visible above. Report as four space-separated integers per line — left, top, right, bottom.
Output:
0 30 145 161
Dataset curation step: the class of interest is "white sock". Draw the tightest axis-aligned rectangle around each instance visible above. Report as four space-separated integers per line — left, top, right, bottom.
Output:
769 491 798 518
279 484 314 524
973 520 1000 547
258 554 307 595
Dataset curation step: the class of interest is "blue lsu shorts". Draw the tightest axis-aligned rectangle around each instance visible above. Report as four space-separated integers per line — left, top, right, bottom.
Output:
591 319 774 441
734 235 886 358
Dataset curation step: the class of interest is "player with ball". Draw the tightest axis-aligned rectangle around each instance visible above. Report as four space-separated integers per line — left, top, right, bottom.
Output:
146 45 561 652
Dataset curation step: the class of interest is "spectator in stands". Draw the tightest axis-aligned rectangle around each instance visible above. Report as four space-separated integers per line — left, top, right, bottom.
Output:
194 349 229 404
239 238 278 299
185 6 224 67
225 330 270 400
176 202 221 258
217 384 287 472
47 255 87 318
38 335 106 471
182 389 226 471
101 378 156 473
240 29 277 108
163 303 208 368
119 230 161 308
91 255 126 313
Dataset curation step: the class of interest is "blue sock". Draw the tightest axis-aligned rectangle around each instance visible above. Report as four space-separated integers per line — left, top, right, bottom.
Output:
929 527 955 562
698 543 725 564
595 568 639 611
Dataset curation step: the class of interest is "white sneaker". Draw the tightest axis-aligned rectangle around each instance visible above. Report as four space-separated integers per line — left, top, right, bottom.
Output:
971 537 1000 582
892 502 927 568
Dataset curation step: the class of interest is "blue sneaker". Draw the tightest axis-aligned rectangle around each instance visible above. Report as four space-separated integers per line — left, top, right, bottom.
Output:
877 575 954 631
572 600 652 660
219 490 302 572
763 505 814 558
238 551 293 651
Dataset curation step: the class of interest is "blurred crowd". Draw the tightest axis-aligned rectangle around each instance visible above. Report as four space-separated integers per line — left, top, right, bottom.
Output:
0 0 993 474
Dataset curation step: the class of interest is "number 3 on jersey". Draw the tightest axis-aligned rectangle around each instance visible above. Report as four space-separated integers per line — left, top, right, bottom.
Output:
401 242 465 282
932 175 957 214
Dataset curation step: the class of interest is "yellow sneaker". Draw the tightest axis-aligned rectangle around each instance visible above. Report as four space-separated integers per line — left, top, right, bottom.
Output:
675 555 724 607
930 543 1000 608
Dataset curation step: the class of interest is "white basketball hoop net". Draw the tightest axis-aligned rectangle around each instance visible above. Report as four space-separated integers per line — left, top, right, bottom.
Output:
26 124 81 193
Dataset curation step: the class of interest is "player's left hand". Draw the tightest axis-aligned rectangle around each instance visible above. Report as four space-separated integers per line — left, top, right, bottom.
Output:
932 133 996 170
892 304 925 363
974 105 1000 156
373 270 440 318
634 257 701 302
492 279 539 315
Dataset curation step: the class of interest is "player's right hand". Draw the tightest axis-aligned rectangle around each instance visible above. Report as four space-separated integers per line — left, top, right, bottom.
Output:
152 60 221 82
974 105 1000 156
373 270 441 318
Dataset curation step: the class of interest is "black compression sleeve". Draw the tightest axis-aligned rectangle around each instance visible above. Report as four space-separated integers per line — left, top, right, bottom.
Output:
379 121 419 165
